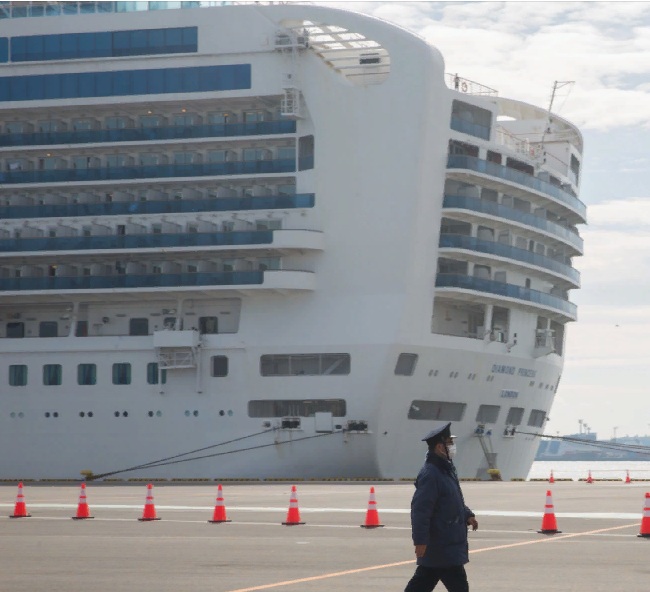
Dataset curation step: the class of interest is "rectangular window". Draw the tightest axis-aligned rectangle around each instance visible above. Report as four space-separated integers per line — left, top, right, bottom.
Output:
211 356 229 377
43 364 62 386
260 353 350 376
77 363 97 385
475 404 500 424
395 353 418 376
6 322 25 338
129 318 149 336
248 399 346 418
527 409 547 427
112 363 132 385
199 316 218 334
147 362 167 384
39 321 58 338
408 400 466 421
505 407 524 426
75 321 88 337
9 364 27 386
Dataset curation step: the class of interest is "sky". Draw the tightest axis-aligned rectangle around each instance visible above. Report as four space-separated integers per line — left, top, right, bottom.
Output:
316 1 650 439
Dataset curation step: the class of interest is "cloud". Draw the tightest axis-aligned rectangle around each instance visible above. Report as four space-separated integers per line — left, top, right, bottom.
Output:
318 1 650 131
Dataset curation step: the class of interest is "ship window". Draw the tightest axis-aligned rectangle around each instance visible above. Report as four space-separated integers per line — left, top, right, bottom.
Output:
43 364 62 386
260 353 350 376
211 356 229 377
527 409 546 427
112 363 132 385
298 135 314 171
248 399 346 418
9 364 27 386
505 407 524 426
395 353 418 376
147 363 167 385
76 321 88 337
6 322 25 338
39 321 58 338
476 404 500 424
77 364 97 386
199 316 218 334
129 318 149 336
408 400 466 421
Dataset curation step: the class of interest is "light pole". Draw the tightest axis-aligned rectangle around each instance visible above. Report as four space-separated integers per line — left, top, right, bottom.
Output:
613 426 618 442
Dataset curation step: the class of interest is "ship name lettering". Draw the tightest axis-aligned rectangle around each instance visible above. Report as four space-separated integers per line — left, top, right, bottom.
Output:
500 390 519 399
491 364 515 375
517 368 536 378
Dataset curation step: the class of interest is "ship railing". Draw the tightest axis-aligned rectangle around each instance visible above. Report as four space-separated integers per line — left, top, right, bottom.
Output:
0 120 297 148
447 74 498 96
446 154 587 220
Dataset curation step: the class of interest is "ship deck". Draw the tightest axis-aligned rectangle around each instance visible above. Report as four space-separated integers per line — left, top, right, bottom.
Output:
1 481 647 591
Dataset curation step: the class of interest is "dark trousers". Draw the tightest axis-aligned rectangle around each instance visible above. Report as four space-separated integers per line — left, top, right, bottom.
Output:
404 564 469 592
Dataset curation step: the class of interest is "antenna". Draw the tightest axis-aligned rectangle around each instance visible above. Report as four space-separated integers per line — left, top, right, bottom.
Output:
539 80 575 163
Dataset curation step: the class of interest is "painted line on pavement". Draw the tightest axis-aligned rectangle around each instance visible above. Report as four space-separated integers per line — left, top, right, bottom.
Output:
222 522 639 592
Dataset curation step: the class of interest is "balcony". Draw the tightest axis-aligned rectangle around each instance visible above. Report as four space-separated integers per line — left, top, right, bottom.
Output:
438 234 580 287
450 116 490 141
0 229 324 255
0 269 315 295
435 273 577 320
0 120 297 148
0 193 315 220
442 194 583 253
0 159 296 185
447 155 586 220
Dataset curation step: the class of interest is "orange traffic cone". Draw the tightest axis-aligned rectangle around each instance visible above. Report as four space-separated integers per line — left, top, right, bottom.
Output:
638 492 650 538
549 470 555 484
625 471 632 484
586 470 594 484
72 482 94 520
282 485 305 525
9 482 31 518
360 486 384 528
208 484 232 523
538 490 561 534
138 483 161 521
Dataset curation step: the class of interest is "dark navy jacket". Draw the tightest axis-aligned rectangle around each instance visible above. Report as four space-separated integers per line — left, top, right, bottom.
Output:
410 452 474 567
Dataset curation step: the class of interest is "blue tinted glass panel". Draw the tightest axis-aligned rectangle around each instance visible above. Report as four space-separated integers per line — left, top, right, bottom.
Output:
0 38 7 63
113 31 129 50
95 33 111 57
26 35 43 59
11 37 26 61
95 72 112 96
10 77 27 100
0 65 251 102
165 28 182 50
44 35 61 59
60 35 77 59
29 5 44 16
62 3 78 14
131 30 147 49
77 72 95 96
148 28 165 51
61 73 78 96
182 27 197 47
13 27 198 62
78 32 95 55
148 69 164 93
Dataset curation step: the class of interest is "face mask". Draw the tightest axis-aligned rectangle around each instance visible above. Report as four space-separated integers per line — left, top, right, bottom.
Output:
447 443 457 460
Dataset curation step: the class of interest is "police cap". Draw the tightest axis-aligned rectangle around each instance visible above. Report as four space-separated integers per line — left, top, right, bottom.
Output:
421 422 453 446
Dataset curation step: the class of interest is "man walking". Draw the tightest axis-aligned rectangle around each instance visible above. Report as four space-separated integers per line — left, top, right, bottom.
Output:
404 422 478 592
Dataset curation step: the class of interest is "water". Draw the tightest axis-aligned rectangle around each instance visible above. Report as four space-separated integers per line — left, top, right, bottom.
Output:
528 460 650 481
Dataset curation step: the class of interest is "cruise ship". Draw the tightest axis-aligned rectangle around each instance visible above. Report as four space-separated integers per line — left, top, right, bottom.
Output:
0 1 586 481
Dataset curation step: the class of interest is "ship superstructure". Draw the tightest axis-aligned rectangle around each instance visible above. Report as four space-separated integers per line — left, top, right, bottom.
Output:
0 1 585 481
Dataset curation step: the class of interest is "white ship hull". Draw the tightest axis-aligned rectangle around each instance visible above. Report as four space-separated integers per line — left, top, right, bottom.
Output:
0 2 585 482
